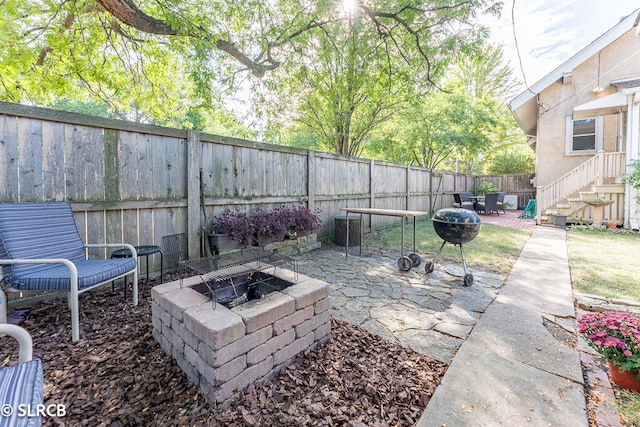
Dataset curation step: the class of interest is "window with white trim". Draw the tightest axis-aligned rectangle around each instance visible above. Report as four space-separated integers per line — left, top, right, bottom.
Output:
565 116 603 155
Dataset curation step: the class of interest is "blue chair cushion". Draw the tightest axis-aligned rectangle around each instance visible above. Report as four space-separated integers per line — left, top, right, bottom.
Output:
6 259 137 292
0 358 44 427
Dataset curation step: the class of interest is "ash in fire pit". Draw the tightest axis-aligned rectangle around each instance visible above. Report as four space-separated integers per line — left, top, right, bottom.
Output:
191 271 294 308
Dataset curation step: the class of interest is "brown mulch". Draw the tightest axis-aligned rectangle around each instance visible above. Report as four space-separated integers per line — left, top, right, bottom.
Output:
0 278 447 426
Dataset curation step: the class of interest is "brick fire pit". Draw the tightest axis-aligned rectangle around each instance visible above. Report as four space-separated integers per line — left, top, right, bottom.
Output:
151 267 331 404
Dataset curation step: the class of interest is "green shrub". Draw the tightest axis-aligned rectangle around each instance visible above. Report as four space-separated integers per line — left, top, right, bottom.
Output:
474 182 498 195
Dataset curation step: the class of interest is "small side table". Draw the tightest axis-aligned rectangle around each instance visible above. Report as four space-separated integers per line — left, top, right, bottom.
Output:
111 245 163 300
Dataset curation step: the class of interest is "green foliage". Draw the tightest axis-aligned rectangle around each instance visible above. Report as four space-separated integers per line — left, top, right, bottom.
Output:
623 159 640 189
1 0 502 136
485 148 535 174
366 42 525 171
247 1 499 156
474 182 498 195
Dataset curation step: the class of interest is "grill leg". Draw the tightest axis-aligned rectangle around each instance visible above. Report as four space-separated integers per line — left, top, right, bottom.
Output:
459 244 468 276
427 240 447 272
459 244 474 286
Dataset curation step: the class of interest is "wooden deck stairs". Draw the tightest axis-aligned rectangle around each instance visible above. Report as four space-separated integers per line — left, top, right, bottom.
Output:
538 152 626 225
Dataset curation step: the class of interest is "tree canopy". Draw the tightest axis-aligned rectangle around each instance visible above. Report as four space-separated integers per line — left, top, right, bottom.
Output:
365 43 530 173
1 0 501 124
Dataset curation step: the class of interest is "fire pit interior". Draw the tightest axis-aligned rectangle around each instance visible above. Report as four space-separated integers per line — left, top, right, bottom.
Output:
179 248 298 308
191 271 295 308
151 248 331 405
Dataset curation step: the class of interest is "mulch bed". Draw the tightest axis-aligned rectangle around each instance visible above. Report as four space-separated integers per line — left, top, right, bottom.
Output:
0 277 447 426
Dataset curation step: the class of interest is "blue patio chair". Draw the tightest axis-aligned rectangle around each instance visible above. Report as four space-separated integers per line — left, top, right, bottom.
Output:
453 193 474 210
0 324 44 427
0 202 138 342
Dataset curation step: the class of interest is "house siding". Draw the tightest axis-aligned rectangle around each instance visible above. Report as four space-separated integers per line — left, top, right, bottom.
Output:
535 29 640 188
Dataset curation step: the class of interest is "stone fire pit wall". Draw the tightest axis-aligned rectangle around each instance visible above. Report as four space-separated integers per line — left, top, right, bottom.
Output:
151 267 331 404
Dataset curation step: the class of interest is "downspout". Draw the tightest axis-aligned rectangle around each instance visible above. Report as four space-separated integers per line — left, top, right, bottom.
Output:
624 90 640 230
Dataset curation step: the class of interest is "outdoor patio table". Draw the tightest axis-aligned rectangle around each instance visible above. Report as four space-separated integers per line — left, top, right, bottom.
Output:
469 195 484 210
111 245 163 300
340 207 430 271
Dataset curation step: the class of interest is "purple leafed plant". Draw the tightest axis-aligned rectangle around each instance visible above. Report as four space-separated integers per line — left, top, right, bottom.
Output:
212 210 255 246
252 207 287 242
275 204 323 236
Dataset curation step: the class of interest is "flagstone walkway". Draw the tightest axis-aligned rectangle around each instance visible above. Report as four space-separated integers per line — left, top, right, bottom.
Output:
296 248 506 364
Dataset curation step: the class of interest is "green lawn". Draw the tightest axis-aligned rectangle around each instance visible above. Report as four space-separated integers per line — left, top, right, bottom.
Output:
566 228 640 302
366 218 532 275
367 218 640 303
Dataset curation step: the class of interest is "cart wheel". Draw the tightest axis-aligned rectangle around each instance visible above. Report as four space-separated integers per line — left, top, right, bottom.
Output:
398 256 412 271
425 261 434 273
408 253 421 267
463 273 474 287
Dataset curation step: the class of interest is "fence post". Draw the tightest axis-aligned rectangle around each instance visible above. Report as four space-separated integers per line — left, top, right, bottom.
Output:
308 151 315 211
186 131 202 260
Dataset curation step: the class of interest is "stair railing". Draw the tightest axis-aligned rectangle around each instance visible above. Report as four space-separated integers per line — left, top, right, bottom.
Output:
536 151 626 219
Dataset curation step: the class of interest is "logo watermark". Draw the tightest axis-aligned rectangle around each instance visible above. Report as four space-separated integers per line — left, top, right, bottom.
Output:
0 404 66 418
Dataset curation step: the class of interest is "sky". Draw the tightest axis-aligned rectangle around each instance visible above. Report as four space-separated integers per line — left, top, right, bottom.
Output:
481 1 640 91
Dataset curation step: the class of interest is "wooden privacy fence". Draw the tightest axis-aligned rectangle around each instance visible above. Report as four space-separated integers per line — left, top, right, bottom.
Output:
0 102 534 275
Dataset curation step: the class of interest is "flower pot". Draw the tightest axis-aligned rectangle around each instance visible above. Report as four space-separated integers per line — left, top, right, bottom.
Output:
606 222 617 229
608 361 640 392
552 214 568 228
208 233 243 254
256 233 274 247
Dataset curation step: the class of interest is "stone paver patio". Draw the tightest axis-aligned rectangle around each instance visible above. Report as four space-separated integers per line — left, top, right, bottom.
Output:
296 247 506 364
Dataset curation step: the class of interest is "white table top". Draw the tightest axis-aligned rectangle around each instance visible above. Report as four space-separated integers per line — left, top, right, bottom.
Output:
340 207 430 218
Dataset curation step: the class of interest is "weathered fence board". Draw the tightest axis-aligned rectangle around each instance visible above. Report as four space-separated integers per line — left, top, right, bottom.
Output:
0 102 536 276
0 115 19 201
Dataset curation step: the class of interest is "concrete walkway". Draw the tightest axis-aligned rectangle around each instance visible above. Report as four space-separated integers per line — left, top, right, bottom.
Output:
297 224 588 426
417 227 587 426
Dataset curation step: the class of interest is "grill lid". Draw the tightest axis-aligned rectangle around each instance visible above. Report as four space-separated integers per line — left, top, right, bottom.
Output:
433 207 481 225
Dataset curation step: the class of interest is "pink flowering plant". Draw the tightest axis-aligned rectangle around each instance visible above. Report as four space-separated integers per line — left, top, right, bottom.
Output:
578 311 640 374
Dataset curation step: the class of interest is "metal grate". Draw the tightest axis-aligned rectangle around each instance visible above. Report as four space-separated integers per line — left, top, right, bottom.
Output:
162 233 188 271
179 248 297 308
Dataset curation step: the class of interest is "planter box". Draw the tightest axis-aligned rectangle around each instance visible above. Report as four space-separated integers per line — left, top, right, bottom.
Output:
552 214 568 228
208 233 243 254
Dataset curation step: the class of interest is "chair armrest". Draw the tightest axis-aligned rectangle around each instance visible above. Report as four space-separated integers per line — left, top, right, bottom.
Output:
0 258 79 294
85 243 137 259
0 324 33 363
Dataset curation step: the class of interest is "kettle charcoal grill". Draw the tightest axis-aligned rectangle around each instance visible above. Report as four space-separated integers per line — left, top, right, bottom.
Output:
425 208 481 286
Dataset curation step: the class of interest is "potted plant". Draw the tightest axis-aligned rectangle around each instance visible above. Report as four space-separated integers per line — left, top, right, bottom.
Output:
252 207 287 246
474 182 498 196
209 210 254 252
578 311 640 392
282 204 323 237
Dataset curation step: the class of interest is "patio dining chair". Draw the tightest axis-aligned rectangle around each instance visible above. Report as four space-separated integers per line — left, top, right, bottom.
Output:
497 192 507 213
0 202 138 342
476 192 500 215
453 193 474 210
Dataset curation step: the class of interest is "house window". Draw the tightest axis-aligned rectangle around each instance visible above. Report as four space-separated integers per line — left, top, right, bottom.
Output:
566 116 603 155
